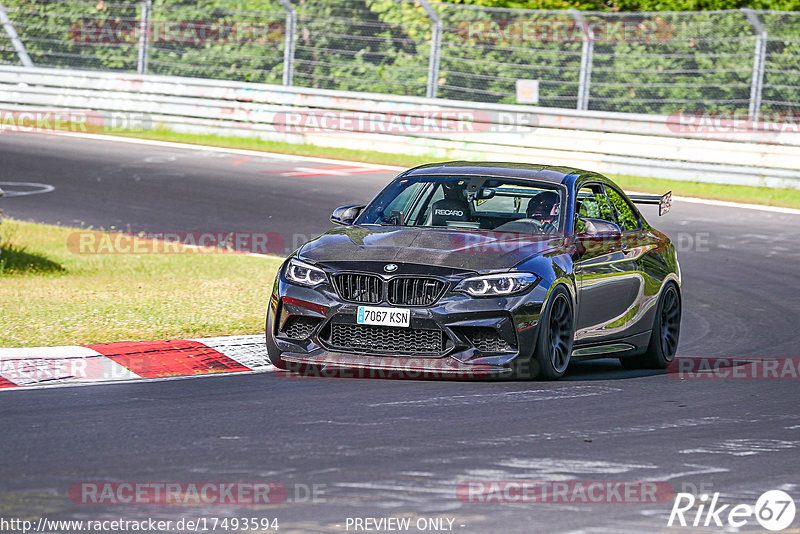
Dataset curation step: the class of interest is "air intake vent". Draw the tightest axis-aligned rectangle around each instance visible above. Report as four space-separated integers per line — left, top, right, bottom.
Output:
333 273 382 303
454 326 515 353
281 316 322 340
326 323 445 354
388 277 446 306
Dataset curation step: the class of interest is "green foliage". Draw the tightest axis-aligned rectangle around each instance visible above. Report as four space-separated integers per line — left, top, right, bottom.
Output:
606 187 639 231
0 1 797 115
450 0 800 9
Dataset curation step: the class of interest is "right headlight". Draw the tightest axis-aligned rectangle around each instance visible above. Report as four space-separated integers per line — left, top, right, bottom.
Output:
284 258 328 287
455 272 540 297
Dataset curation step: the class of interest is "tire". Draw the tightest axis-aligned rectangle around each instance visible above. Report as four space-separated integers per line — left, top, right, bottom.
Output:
266 342 320 375
513 285 574 380
620 282 681 369
266 314 321 375
265 334 290 370
267 351 290 370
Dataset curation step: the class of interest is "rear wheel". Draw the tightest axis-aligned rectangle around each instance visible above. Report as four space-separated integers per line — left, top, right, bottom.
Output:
620 282 681 369
513 286 574 380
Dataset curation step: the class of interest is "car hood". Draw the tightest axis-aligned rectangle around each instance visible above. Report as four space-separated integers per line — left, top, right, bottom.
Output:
297 226 564 272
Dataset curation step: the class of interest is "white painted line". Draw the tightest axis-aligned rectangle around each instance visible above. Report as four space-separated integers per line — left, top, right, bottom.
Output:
673 195 800 215
174 241 280 260
44 130 800 216
45 131 405 171
282 167 349 176
0 181 55 197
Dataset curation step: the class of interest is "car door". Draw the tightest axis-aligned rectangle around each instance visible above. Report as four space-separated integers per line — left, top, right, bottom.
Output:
573 183 640 343
604 184 658 337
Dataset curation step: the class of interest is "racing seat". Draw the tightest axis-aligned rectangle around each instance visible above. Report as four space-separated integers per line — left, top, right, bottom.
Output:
428 198 471 227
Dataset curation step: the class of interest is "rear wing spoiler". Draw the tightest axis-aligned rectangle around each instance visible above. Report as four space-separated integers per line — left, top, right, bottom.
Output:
628 191 672 216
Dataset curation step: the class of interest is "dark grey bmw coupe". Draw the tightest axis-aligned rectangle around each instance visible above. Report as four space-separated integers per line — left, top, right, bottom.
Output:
266 162 680 380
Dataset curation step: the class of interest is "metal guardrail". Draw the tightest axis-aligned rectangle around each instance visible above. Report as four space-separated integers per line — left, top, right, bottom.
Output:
0 66 798 188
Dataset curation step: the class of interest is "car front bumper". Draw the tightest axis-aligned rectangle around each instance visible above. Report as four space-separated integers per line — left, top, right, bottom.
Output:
266 267 550 377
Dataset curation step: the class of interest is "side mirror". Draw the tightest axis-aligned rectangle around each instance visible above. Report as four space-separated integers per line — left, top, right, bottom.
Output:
576 217 621 237
330 205 365 226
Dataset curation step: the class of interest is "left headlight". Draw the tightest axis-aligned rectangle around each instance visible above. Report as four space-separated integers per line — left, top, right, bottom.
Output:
455 272 540 297
285 258 328 287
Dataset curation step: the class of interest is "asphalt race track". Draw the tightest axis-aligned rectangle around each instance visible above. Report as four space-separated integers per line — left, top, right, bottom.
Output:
1 133 799 533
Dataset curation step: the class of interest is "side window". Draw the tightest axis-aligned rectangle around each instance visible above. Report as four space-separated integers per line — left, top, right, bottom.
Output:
576 184 616 227
605 187 640 232
417 184 445 224
595 192 615 223
381 182 428 225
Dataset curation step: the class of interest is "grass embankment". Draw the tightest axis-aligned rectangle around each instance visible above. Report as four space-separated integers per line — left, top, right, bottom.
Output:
114 128 800 210
0 219 283 347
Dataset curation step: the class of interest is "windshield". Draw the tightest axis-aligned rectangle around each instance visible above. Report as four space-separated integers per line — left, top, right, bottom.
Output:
357 175 564 234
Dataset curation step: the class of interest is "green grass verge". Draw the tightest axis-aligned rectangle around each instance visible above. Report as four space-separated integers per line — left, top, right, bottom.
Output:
0 219 282 347
113 127 435 168
112 128 800 210
607 174 800 209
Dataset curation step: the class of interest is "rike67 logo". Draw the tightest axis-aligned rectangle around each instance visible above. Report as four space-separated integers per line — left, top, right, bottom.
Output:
668 490 796 531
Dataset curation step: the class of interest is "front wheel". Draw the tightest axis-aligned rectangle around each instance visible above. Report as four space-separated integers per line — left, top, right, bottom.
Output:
514 286 574 380
620 282 681 369
266 336 319 375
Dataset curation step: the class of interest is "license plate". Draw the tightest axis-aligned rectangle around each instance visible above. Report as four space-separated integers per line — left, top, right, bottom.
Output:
357 306 410 328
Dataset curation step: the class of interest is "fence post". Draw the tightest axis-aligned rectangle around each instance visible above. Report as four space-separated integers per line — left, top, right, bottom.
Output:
279 0 296 86
570 9 593 111
0 0 33 67
137 0 152 74
742 8 766 122
419 0 442 99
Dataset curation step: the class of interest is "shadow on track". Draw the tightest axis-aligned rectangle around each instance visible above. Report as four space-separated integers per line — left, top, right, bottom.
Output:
270 357 665 383
562 358 665 381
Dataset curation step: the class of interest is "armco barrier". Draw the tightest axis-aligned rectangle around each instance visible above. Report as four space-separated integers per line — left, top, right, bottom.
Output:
1 66 799 188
